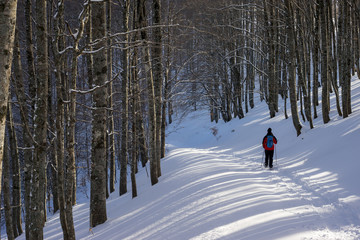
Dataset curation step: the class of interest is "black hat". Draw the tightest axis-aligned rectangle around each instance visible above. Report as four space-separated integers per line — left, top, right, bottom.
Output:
267 128 272 133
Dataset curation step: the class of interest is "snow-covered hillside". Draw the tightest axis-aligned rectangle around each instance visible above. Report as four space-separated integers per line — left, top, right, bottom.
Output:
18 76 360 240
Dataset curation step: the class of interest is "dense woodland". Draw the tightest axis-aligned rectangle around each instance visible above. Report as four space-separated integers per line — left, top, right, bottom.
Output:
0 0 359 239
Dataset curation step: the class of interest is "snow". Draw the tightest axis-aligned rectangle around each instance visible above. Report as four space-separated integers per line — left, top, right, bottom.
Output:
16 75 360 240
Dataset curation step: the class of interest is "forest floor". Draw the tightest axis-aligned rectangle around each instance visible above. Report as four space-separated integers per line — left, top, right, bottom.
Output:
15 75 360 240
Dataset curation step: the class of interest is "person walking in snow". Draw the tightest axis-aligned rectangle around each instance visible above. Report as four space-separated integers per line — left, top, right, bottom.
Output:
262 128 278 169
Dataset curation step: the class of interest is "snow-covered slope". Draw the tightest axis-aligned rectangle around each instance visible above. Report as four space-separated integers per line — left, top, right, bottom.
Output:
18 76 360 240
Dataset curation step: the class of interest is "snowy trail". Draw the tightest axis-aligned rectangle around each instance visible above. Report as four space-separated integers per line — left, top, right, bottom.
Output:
160 147 360 240
41 130 359 239
35 145 359 240
15 77 360 240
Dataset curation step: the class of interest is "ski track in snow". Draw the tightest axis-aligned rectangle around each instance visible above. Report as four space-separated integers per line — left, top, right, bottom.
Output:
187 151 360 240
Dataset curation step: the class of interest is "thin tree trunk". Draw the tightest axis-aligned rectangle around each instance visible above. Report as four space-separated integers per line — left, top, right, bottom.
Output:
313 1 320 119
285 0 302 136
8 104 22 237
341 0 352 118
90 0 108 227
120 0 130 196
138 0 158 185
133 50 148 168
0 0 18 198
107 0 116 194
52 0 74 238
11 28 24 238
130 73 138 198
320 0 331 124
29 0 49 238
24 0 36 234
152 0 163 177
264 0 278 118
3 131 15 240
64 53 77 238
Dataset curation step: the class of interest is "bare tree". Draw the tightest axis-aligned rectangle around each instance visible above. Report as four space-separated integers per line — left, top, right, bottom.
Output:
28 0 49 238
152 0 164 176
107 0 116 195
137 0 158 185
0 0 18 196
119 0 130 196
11 28 24 238
4 106 15 240
320 0 330 124
285 0 302 136
90 0 108 227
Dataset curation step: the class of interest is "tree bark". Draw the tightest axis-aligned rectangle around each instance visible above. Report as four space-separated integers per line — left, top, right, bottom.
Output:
138 0 158 185
285 0 302 136
29 0 49 238
8 103 22 237
0 0 18 198
3 131 15 240
152 0 163 177
11 28 24 238
320 0 331 124
120 0 130 196
90 0 108 227
107 0 116 195
313 1 320 119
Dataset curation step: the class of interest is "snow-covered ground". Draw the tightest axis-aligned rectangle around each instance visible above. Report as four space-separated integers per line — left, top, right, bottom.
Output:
17 76 360 240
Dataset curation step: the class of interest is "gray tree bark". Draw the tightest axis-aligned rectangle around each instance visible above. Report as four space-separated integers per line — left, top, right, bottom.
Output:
90 0 108 227
3 130 14 240
120 0 130 196
320 0 331 124
138 0 158 185
0 0 18 198
23 0 36 235
29 0 49 238
107 0 116 195
152 0 163 176
285 0 302 136
8 103 22 237
11 28 24 238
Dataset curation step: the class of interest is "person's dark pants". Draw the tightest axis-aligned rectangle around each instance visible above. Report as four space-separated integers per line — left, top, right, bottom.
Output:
264 150 274 168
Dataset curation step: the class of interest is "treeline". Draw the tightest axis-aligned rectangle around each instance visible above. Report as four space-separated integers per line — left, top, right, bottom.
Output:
177 0 359 136
0 0 359 240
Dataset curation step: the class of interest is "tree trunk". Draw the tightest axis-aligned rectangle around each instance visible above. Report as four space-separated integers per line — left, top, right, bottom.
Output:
152 0 163 177
294 8 313 129
320 0 331 124
120 0 130 196
29 0 49 238
107 0 116 195
313 0 320 119
64 54 77 239
90 0 108 227
11 28 25 238
285 0 302 136
0 0 18 198
138 0 158 185
3 132 15 240
341 0 352 118
8 103 22 237
24 0 36 235
63 1 89 235
52 0 74 238
264 0 278 118
134 50 148 168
